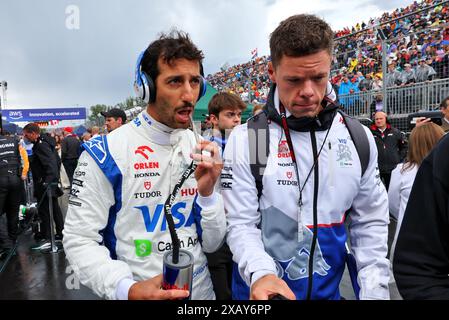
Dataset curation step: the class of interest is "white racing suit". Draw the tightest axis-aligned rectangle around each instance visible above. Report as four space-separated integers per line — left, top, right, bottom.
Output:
63 111 226 300
222 89 390 300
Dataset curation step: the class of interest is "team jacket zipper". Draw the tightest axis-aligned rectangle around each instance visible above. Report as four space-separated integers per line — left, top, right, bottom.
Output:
328 141 335 188
306 129 319 300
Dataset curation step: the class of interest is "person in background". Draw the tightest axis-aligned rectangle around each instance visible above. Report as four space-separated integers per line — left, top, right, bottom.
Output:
393 133 449 299
22 123 64 250
54 134 62 152
388 122 444 268
201 113 212 133
207 92 247 153
370 93 384 116
438 96 449 132
384 63 402 87
370 111 407 190
90 126 100 139
21 134 34 157
101 108 127 133
56 148 71 221
61 127 81 185
415 58 437 82
371 74 383 91
358 73 373 92
400 63 416 85
204 92 246 300
81 132 92 142
0 129 29 259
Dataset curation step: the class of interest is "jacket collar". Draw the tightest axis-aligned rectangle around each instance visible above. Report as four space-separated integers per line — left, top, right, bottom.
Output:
135 110 196 166
370 123 391 131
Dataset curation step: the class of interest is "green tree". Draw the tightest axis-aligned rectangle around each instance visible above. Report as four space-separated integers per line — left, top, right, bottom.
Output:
115 97 145 110
86 97 145 127
88 104 108 125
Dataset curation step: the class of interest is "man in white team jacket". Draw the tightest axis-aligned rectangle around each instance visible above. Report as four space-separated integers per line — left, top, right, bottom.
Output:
63 30 226 300
222 14 390 300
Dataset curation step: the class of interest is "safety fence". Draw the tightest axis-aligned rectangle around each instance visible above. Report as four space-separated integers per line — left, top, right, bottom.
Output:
206 1 449 108
338 77 449 132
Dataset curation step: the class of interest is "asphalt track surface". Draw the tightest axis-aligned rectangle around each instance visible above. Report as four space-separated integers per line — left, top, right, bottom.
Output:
0 191 402 300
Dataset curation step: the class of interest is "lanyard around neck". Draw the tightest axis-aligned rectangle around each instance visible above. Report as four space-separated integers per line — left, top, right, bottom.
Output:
279 103 303 206
279 103 297 164
278 103 333 207
164 160 196 263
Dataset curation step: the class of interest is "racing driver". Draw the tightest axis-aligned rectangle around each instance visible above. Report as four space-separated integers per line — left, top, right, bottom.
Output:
63 30 226 300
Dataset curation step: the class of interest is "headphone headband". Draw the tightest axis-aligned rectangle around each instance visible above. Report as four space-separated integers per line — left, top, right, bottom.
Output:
134 51 145 87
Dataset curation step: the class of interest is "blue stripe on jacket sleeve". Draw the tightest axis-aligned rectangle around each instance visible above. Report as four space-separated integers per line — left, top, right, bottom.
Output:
81 136 123 260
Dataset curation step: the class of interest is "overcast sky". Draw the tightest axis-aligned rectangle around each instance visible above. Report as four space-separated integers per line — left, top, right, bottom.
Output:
1 0 413 109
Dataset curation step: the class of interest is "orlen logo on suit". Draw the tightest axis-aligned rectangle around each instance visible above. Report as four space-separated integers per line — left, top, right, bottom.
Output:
278 141 291 158
134 202 197 233
134 145 159 170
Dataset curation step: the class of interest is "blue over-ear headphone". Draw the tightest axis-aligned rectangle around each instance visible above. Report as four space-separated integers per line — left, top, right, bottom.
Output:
134 50 207 104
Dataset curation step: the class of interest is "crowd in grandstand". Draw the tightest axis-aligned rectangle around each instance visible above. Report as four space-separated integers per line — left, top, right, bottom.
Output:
332 0 449 89
207 0 449 109
206 55 271 105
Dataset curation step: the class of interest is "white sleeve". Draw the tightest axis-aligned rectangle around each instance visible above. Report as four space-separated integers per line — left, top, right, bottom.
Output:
349 126 390 300
63 151 134 300
222 125 277 287
115 278 137 300
195 192 227 253
388 165 402 220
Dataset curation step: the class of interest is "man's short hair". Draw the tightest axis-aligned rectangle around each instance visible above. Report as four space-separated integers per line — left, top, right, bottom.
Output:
440 96 449 109
23 123 40 133
208 92 247 117
374 111 388 123
141 30 204 83
269 14 334 67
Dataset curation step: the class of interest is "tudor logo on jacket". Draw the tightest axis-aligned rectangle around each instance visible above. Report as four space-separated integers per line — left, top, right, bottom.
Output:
222 87 390 300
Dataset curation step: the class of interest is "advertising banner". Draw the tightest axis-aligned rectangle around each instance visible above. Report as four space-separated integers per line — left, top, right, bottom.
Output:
4 108 86 122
